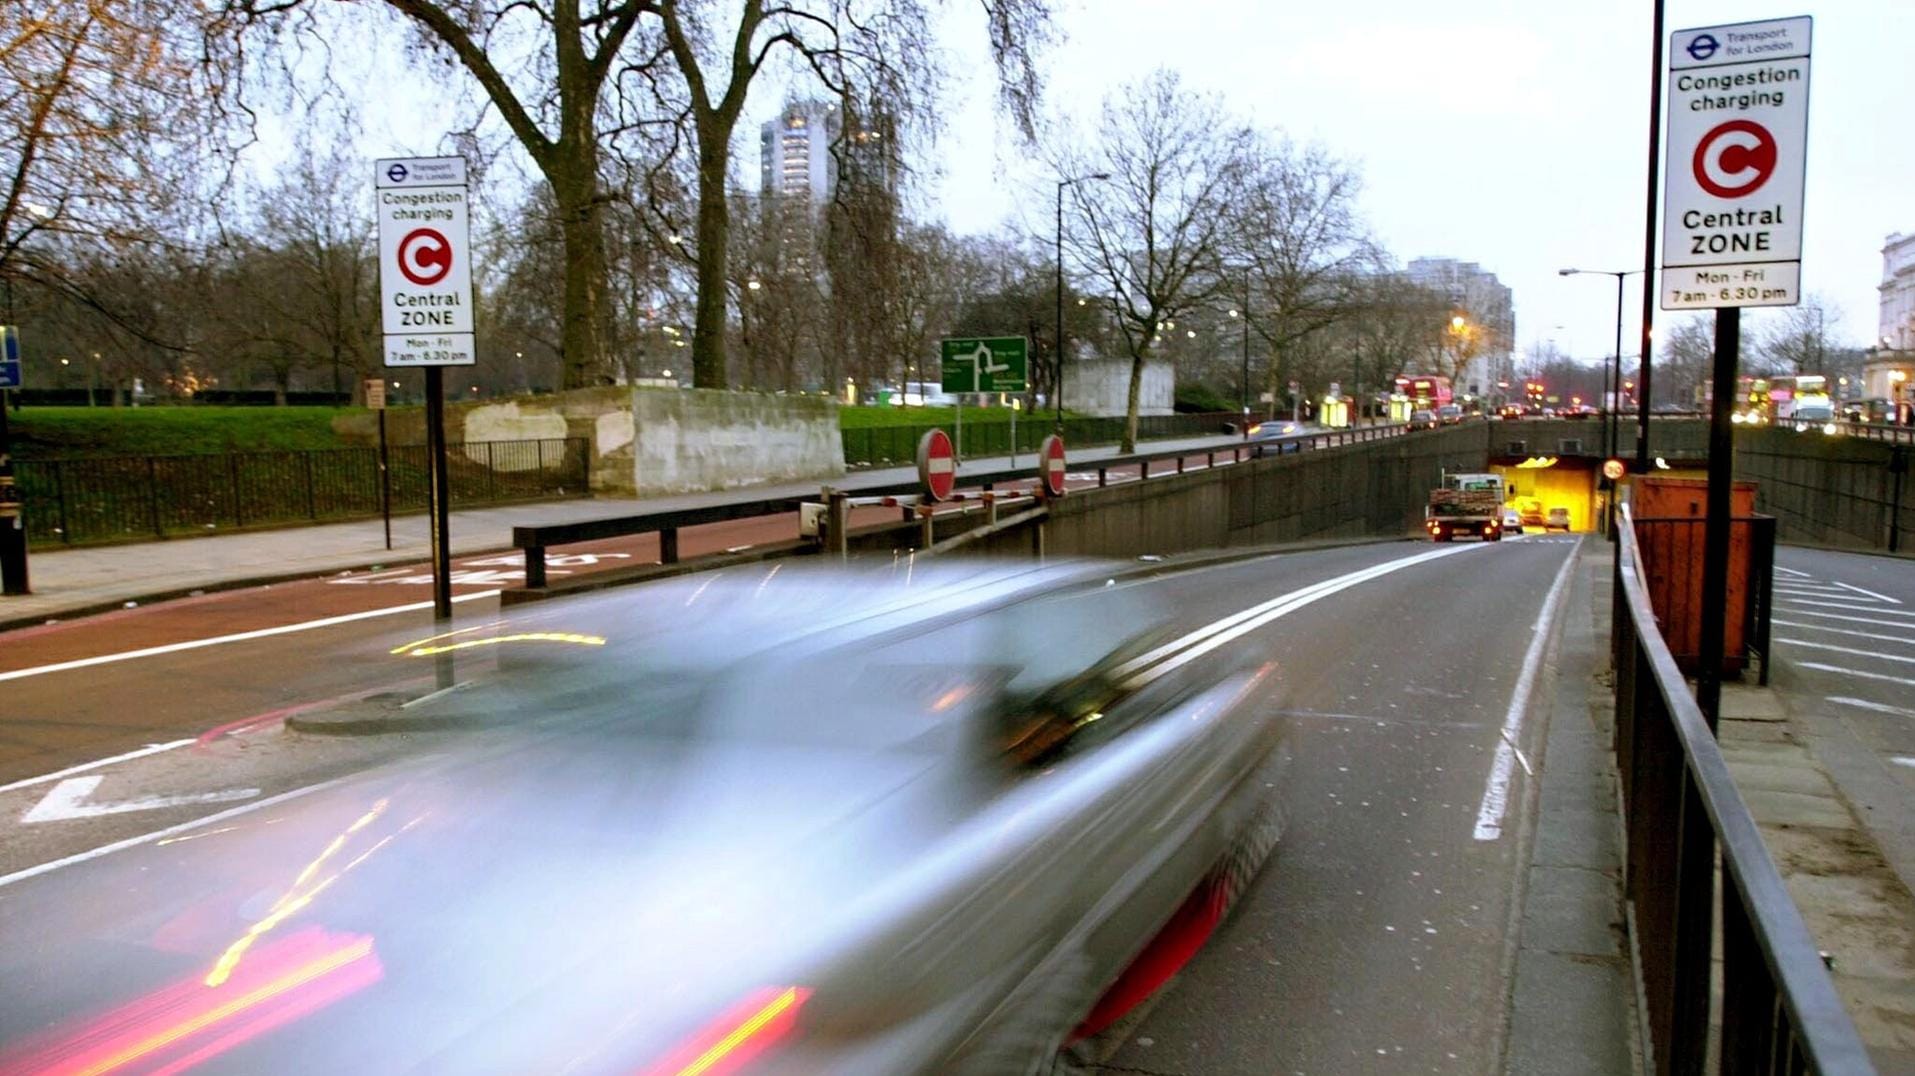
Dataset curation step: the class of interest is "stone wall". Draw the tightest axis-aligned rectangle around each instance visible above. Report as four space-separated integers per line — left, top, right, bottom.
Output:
1062 358 1175 417
947 423 1491 560
626 389 843 495
332 387 845 496
1735 426 1914 552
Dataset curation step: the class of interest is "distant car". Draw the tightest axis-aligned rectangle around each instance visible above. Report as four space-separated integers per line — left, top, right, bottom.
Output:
1409 409 1439 430
1246 420 1320 457
1517 499 1546 528
1546 507 1571 531
1436 404 1464 425
1502 506 1525 532
1497 405 1524 421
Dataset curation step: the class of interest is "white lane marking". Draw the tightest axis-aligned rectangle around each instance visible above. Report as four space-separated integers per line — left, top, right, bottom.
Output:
0 740 195 796
1894 757 1915 769
1117 544 1484 687
0 590 501 684
1775 607 1915 630
0 779 345 890
20 775 259 823
1772 584 1848 595
1474 550 1579 842
1776 597 1915 617
1826 696 1915 719
1773 619 1915 646
1774 566 1813 578
1834 581 1902 605
1778 638 1915 665
1797 662 1915 688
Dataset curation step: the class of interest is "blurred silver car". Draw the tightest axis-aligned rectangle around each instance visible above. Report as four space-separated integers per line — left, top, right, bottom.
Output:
0 562 1289 1075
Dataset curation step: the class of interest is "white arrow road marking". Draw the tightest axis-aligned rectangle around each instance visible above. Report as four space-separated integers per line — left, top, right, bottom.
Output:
1774 566 1813 578
20 775 259 824
1833 581 1902 605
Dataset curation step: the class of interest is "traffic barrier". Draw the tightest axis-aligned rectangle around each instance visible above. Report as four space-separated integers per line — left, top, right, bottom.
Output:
1612 506 1871 1074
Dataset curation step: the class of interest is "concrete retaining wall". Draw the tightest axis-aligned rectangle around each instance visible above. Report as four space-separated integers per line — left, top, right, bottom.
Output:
333 387 845 496
1735 427 1914 552
1062 358 1175 417
948 424 1491 561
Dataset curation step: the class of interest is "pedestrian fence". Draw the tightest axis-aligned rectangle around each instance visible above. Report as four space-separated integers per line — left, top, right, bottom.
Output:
14 438 589 547
840 411 1242 466
1613 506 1872 1075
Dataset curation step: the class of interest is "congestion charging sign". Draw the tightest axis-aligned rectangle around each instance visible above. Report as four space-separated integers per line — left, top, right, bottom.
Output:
377 157 476 365
1661 17 1811 310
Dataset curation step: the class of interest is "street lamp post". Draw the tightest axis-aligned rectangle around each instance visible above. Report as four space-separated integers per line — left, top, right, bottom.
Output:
1561 267 1644 536
1055 172 1109 429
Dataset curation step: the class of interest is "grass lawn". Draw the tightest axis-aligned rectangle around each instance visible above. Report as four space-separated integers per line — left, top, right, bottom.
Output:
5 406 359 460
838 404 1060 429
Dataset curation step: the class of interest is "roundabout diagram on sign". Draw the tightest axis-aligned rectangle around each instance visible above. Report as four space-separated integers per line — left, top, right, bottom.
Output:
1692 120 1778 199
397 228 453 286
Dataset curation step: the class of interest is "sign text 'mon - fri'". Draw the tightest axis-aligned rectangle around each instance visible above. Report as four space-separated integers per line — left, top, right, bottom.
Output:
940 337 1028 394
1660 16 1811 311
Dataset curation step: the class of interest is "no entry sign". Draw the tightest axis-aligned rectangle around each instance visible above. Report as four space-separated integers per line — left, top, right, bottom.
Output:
917 428 956 501
377 156 476 366
1661 17 1811 310
1039 435 1067 498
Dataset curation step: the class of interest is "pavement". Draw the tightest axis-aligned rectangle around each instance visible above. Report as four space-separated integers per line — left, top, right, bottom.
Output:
1 432 1248 629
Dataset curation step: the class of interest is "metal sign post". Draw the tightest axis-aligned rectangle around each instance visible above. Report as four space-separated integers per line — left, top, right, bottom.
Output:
377 156 474 635
0 326 27 595
1661 16 1812 725
366 378 392 551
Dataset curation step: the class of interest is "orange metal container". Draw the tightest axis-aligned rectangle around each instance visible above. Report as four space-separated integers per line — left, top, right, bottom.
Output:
1630 477 1758 674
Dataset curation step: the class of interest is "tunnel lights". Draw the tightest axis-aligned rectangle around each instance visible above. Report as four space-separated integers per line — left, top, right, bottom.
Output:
1515 456 1559 469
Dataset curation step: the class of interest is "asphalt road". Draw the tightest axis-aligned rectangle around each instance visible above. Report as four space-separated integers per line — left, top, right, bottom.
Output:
0 444 1281 782
0 532 1584 1073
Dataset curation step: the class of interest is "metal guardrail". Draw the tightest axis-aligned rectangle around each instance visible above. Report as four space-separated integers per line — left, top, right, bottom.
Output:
512 422 1417 590
1613 506 1873 1075
1840 419 1915 444
15 438 588 547
840 410 1244 466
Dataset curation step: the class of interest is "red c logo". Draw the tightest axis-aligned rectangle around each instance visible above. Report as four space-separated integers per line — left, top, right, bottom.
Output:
397 228 452 286
1692 120 1778 199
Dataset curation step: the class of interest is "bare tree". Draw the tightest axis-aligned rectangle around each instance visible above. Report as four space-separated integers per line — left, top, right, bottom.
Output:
3 1 223 323
1658 315 1717 409
1755 292 1843 375
1065 70 1250 450
730 191 822 392
1231 135 1375 411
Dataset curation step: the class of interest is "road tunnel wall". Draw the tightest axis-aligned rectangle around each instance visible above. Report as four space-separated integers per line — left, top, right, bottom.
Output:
1001 424 1492 560
1734 426 1914 552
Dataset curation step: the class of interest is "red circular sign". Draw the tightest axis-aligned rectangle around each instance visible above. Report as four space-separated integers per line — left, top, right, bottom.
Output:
397 228 454 286
1602 458 1626 481
1692 120 1778 199
917 428 956 501
1039 434 1067 497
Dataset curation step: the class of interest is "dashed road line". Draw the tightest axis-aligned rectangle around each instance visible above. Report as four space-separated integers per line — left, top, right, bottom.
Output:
1778 638 1915 665
1776 597 1915 617
1773 619 1915 646
1797 661 1915 688
1826 696 1915 720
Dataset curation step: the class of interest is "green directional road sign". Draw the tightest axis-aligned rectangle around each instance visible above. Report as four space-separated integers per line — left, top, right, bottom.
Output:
940 336 1028 394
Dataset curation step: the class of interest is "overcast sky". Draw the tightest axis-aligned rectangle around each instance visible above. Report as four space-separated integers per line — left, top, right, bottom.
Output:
913 0 1914 365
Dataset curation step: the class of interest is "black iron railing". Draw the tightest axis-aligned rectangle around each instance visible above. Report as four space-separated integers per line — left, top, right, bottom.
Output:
840 411 1242 466
1613 506 1872 1074
15 438 589 547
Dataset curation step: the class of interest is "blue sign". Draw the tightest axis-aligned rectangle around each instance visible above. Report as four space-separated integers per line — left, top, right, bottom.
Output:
0 326 18 389
1686 33 1719 61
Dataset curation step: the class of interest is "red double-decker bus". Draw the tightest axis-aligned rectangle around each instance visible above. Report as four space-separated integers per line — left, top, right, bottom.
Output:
1396 375 1453 410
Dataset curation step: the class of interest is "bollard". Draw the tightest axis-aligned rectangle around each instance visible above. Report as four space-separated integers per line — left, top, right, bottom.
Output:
827 489 850 557
918 504 936 549
523 545 547 589
984 491 998 525
0 467 25 595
